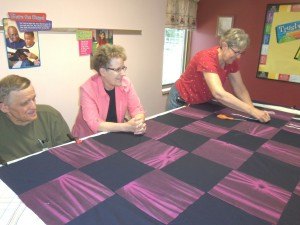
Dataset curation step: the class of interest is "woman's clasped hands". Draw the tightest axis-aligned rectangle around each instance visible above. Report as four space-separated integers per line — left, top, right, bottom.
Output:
127 116 147 135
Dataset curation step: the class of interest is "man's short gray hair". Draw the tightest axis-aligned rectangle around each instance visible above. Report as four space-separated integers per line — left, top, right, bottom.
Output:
0 75 31 103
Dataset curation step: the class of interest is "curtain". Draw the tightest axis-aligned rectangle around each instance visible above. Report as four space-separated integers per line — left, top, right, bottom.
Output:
165 0 200 30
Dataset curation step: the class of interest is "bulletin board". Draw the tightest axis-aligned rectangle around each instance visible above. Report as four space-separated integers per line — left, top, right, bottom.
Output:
257 3 300 83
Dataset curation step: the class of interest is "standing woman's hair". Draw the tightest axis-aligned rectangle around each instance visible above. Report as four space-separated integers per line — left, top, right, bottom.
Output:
220 28 250 50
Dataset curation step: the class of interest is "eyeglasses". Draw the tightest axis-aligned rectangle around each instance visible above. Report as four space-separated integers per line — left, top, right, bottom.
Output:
106 66 127 73
229 46 244 56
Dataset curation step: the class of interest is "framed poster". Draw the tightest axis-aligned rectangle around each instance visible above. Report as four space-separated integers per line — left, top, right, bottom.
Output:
3 18 41 69
216 16 234 36
256 3 300 83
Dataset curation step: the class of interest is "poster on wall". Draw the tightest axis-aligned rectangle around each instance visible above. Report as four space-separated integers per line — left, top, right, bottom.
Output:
257 3 300 83
76 30 93 56
3 18 41 69
89 29 113 69
91 29 113 55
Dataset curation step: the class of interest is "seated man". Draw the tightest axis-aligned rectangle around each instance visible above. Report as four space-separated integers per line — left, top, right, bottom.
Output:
0 75 71 163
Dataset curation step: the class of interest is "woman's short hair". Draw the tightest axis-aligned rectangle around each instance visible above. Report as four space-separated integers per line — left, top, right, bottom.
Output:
0 75 31 103
220 28 250 50
91 44 127 72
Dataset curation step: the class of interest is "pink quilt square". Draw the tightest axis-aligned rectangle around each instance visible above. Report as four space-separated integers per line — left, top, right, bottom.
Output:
283 121 300 135
233 122 279 139
20 170 114 225
144 120 177 140
50 139 117 168
182 120 229 139
209 170 292 225
172 107 211 120
123 139 188 169
258 140 300 167
116 170 204 224
193 139 253 169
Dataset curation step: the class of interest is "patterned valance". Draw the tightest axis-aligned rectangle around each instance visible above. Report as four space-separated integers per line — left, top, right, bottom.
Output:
166 0 200 30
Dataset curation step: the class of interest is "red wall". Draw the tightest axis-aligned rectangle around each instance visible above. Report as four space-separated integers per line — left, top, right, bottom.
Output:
191 0 300 108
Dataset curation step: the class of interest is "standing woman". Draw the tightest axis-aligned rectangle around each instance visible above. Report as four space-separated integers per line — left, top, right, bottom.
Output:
72 44 146 138
167 28 270 123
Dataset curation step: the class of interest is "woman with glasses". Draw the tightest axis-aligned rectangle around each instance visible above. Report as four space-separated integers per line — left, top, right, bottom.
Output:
167 28 270 123
72 44 146 138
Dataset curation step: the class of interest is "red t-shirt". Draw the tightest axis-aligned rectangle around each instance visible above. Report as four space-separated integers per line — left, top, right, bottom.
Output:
176 46 239 104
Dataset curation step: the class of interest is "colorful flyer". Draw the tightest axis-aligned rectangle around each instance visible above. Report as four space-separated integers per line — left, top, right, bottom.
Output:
3 18 41 69
79 40 92 56
91 29 113 56
76 30 93 41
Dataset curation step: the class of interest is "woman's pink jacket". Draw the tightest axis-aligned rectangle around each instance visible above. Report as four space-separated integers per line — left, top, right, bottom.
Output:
72 74 144 138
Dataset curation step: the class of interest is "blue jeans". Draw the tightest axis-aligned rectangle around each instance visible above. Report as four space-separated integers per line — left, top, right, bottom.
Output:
21 60 33 68
166 84 185 110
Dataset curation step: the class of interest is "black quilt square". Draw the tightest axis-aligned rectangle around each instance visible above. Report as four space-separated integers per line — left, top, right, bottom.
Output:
0 151 75 195
218 130 267 151
162 154 231 191
272 130 300 148
190 102 225 112
265 117 287 128
202 114 241 128
153 113 198 128
278 194 300 225
67 195 164 225
93 132 150 151
239 153 300 192
80 152 153 191
159 129 209 152
170 194 270 225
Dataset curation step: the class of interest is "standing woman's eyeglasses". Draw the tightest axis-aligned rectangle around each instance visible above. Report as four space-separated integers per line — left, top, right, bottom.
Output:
229 46 244 56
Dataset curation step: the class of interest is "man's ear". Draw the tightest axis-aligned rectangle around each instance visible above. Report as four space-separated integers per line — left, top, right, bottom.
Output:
0 102 9 113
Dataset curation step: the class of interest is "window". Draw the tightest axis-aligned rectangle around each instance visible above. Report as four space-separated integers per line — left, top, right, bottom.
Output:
162 28 189 87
